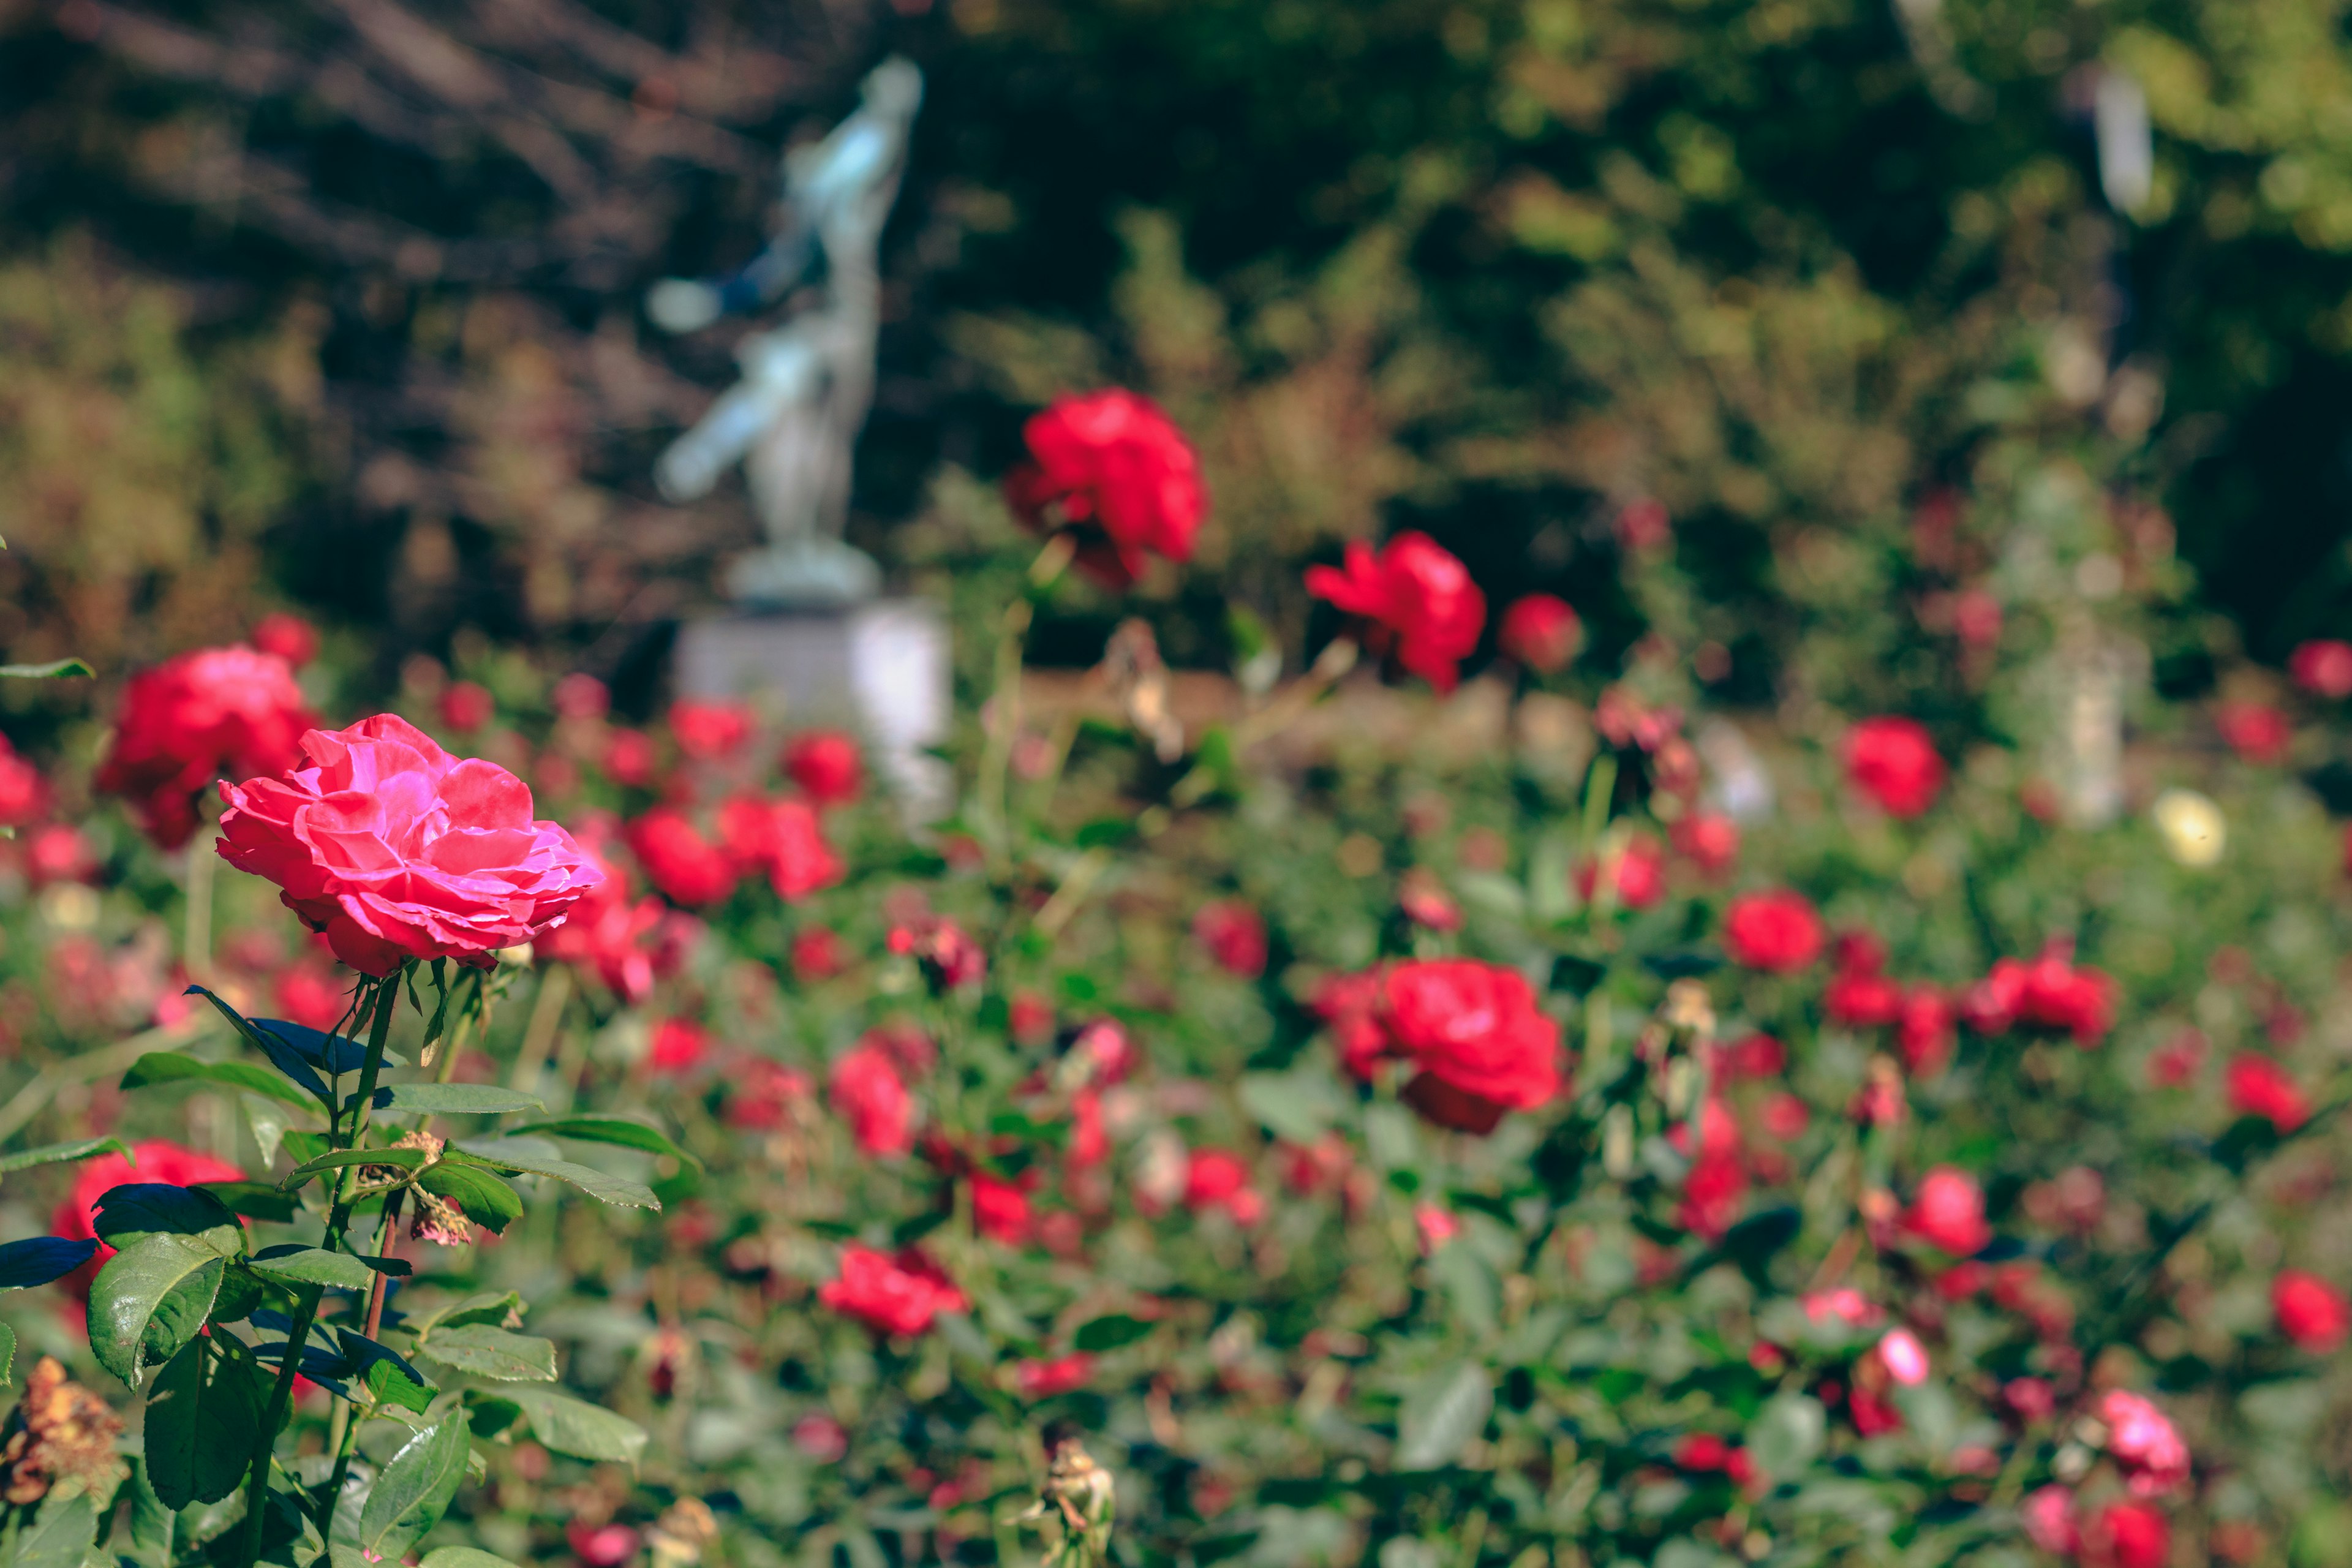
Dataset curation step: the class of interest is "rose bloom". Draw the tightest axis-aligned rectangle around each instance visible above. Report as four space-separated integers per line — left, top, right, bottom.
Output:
971 1173 1032 1245
250 612 319 669
887 914 986 989
818 1245 968 1337
1725 1033 1787 1079
2081 1502 2169 1568
437 681 494 734
725 1060 811 1132
217 715 601 975
2225 1052 2310 1132
830 1041 914 1156
1305 531 1487 693
1826 967 1905 1028
784 730 864 807
0 734 48 827
669 699 753 761
1373 959 1562 1134
1576 835 1665 909
1877 1328 1929 1386
647 1017 709 1075
2291 638 2352 698
1193 900 1268 978
1183 1149 1264 1224
273 960 348 1032
1003 388 1206 588
2019 1485 2078 1555
2098 1389 2190 1496
1895 989 1956 1076
1679 1152 1747 1240
1315 968 1389 1082
602 728 658 788
2273 1269 2351 1352
1905 1166 1991 1257
54 1141 245 1291
1670 812 1740 875
1844 717 1946 817
1721 890 1825 972
1963 949 2116 1044
2216 700 2292 764
1498 593 1581 673
716 795 843 900
1016 1353 1095 1400
99 646 317 848
625 808 739 908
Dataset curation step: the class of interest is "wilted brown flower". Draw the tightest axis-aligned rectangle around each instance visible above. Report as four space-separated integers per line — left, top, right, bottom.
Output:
0 1357 126 1506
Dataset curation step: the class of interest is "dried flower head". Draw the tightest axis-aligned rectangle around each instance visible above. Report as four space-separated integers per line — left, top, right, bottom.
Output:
0 1357 127 1507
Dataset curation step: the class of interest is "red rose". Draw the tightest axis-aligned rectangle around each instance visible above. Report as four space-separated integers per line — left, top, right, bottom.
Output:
569 1525 641 1568
1373 959 1562 1132
971 1173 1032 1245
250 613 319 669
1674 1433 1733 1472
1183 1149 1263 1224
437 681 494 734
784 730 864 808
1670 812 1740 875
831 1040 913 1156
818 1245 967 1336
24 824 93 888
2098 1390 2188 1498
1193 900 1268 978
1498 594 1581 673
1679 1150 1747 1240
1315 969 1390 1082
1015 1352 1095 1400
2274 1269 2351 1351
1576 836 1665 909
0 735 48 828
601 728 658 788
717 795 843 900
648 1017 709 1075
99 646 316 848
1825 968 1906 1028
625 807 739 908
2292 639 2352 698
1905 1166 1991 1257
2216 701 2291 764
2081 1503 2168 1568
1896 988 1956 1076
53 1141 245 1292
1843 717 1946 817
1725 1034 1786 1079
273 960 348 1032
216 715 601 976
1305 532 1487 693
1721 891 1824 972
2226 1053 2310 1132
669 699 753 761
1003 388 1206 588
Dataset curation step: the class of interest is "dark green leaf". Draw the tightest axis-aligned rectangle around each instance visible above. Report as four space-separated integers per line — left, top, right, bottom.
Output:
88 1234 226 1387
462 1393 523 1441
11 1490 96 1568
0 1237 97 1291
0 658 91 679
1073 1314 1156 1352
510 1388 648 1466
356 1414 467 1558
420 1550 523 1568
183 987 331 1104
1395 1363 1493 1471
412 1324 557 1382
146 1335 267 1509
416 1291 522 1333
247 1246 375 1291
0 1135 132 1174
448 1140 658 1210
336 1329 436 1414
197 1182 300 1224
504 1117 695 1166
124 1458 175 1568
1748 1392 1826 1481
94 1184 244 1256
413 1164 524 1236
251 1018 386 1075
281 1147 428 1191
121 1052 316 1111
374 1084 544 1116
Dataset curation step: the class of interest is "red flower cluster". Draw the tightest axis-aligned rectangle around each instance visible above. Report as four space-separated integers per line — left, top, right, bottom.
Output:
2291 638 2352 698
2273 1269 2351 1351
437 681 494 734
0 734 48 828
99 646 317 848
1498 594 1581 673
1193 900 1268 978
1960 946 2115 1045
1721 891 1824 973
670 699 753 761
783 730 864 808
831 1038 915 1156
625 809 736 908
1004 389 1206 588
1842 717 1946 817
717 795 843 899
1016 1353 1095 1400
1576 835 1665 910
1183 1149 1264 1224
888 914 986 990
1823 934 1954 1074
250 613 318 669
647 1017 709 1075
818 1245 967 1336
216 715 602 974
1306 532 1486 693
1905 1166 1991 1257
2225 1052 2309 1132
1670 812 1740 876
1336 959 1563 1134
2215 701 2291 764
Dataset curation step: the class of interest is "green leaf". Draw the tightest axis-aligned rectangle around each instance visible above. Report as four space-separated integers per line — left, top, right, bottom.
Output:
146 1334 268 1509
0 1135 132 1174
9 1490 95 1568
123 1457 175 1568
88 1234 225 1387
336 1329 435 1414
246 1246 375 1291
356 1414 468 1559
1395 1362 1493 1471
1747 1392 1826 1481
448 1140 660 1210
462 1393 523 1441
183 987 331 1104
93 1184 244 1256
420 1550 524 1568
281 1146 428 1191
412 1324 557 1382
415 1291 522 1333
121 1052 316 1112
197 1182 300 1224
0 660 91 680
1237 1069 1349 1145
1430 1241 1501 1338
0 1237 97 1290
413 1164 524 1236
1072 1314 1156 1352
250 1018 388 1075
373 1084 545 1116
504 1117 696 1166
0 1322 16 1387
510 1388 649 1466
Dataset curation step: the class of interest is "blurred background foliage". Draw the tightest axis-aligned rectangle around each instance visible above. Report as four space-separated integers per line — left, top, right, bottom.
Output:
4 0 2352 703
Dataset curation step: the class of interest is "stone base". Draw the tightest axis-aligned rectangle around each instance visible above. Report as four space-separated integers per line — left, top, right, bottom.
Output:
673 600 951 821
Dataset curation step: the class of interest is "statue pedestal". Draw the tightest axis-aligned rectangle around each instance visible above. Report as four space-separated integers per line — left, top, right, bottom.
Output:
673 600 952 821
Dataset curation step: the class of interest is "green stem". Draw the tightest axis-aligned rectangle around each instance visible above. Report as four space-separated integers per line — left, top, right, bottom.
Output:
317 1191 403 1539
